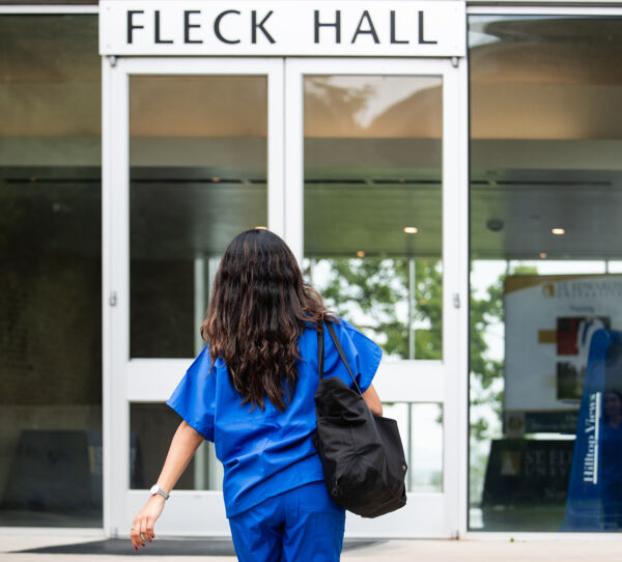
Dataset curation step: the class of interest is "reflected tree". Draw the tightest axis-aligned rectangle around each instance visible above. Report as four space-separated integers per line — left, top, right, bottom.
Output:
468 263 538 503
304 256 442 360
470 264 537 440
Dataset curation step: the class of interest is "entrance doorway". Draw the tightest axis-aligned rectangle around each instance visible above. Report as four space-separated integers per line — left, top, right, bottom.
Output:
102 56 467 538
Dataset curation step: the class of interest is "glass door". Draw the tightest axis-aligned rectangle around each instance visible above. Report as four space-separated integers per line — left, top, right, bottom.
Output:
103 55 467 539
285 58 466 538
103 57 284 536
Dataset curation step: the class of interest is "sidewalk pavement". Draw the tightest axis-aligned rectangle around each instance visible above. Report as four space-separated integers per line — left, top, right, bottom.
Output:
1 533 622 561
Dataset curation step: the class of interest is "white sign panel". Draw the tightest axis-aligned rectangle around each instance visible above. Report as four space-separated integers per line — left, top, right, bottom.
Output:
504 274 622 432
99 1 465 57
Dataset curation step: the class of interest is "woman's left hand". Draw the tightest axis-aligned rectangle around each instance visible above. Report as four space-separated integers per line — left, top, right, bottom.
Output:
130 495 165 551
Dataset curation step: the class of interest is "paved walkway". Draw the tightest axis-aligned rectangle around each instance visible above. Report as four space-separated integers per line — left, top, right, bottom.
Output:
1 533 622 561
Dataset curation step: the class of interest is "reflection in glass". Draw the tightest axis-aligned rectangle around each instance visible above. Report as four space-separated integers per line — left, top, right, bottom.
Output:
130 403 222 491
0 15 101 527
129 75 267 358
411 403 444 492
468 16 622 532
301 75 443 360
382 402 443 493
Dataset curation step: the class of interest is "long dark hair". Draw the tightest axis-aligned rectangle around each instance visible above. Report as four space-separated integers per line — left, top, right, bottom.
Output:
201 228 336 411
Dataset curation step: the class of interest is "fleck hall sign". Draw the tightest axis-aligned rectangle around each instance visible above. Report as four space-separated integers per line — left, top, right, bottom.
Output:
100 1 466 57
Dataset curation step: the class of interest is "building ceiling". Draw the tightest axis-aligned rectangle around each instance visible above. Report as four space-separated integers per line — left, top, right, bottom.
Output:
1 15 622 262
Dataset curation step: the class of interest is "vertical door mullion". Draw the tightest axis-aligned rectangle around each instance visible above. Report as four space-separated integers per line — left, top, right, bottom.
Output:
268 59 286 237
441 60 462 538
103 57 131 536
101 54 113 537
438 56 470 539
457 55 471 539
101 57 114 535
117 63 131 539
284 59 305 262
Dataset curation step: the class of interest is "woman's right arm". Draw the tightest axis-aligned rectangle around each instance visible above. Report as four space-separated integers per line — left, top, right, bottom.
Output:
362 384 383 416
130 421 204 551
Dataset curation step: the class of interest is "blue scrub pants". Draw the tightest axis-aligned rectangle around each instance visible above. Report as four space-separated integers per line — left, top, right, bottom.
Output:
228 480 346 561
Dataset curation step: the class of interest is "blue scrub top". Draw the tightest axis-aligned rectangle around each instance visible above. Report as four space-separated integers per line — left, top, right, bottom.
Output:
165 317 383 518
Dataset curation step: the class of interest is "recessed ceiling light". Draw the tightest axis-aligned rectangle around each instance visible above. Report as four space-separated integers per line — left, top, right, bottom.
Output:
403 226 418 234
539 252 547 259
551 227 565 235
356 250 365 258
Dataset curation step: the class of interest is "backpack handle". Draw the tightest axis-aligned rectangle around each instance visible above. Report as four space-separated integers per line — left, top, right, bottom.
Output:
317 320 363 395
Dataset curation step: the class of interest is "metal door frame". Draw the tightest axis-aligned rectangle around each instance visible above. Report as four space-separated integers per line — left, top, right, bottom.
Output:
102 54 469 538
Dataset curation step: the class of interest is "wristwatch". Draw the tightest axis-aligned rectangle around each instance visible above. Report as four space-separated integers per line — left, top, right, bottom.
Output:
149 483 170 500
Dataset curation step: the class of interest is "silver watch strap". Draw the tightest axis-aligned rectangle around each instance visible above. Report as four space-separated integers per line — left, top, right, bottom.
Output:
152 484 169 500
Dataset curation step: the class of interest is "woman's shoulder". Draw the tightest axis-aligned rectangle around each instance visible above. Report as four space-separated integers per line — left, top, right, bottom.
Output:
328 316 378 344
189 342 228 374
304 315 380 350
304 313 364 329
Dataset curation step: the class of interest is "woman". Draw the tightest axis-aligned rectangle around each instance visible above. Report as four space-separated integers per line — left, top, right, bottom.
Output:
129 228 383 561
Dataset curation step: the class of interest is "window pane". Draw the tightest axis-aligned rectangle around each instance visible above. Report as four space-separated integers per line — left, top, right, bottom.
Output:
381 402 443 493
302 75 443 360
411 403 443 493
0 15 101 527
130 403 222 491
129 75 268 358
469 15 622 532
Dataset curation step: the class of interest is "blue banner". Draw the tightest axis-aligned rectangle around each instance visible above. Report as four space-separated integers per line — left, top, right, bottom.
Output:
563 328 622 530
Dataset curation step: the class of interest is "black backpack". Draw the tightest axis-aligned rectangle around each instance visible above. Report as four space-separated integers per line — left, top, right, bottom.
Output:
313 319 408 518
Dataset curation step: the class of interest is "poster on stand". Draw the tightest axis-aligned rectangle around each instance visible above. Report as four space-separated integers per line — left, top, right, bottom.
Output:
504 274 622 435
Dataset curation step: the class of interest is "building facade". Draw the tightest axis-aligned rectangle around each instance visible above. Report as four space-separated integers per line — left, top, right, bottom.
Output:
1 0 622 540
